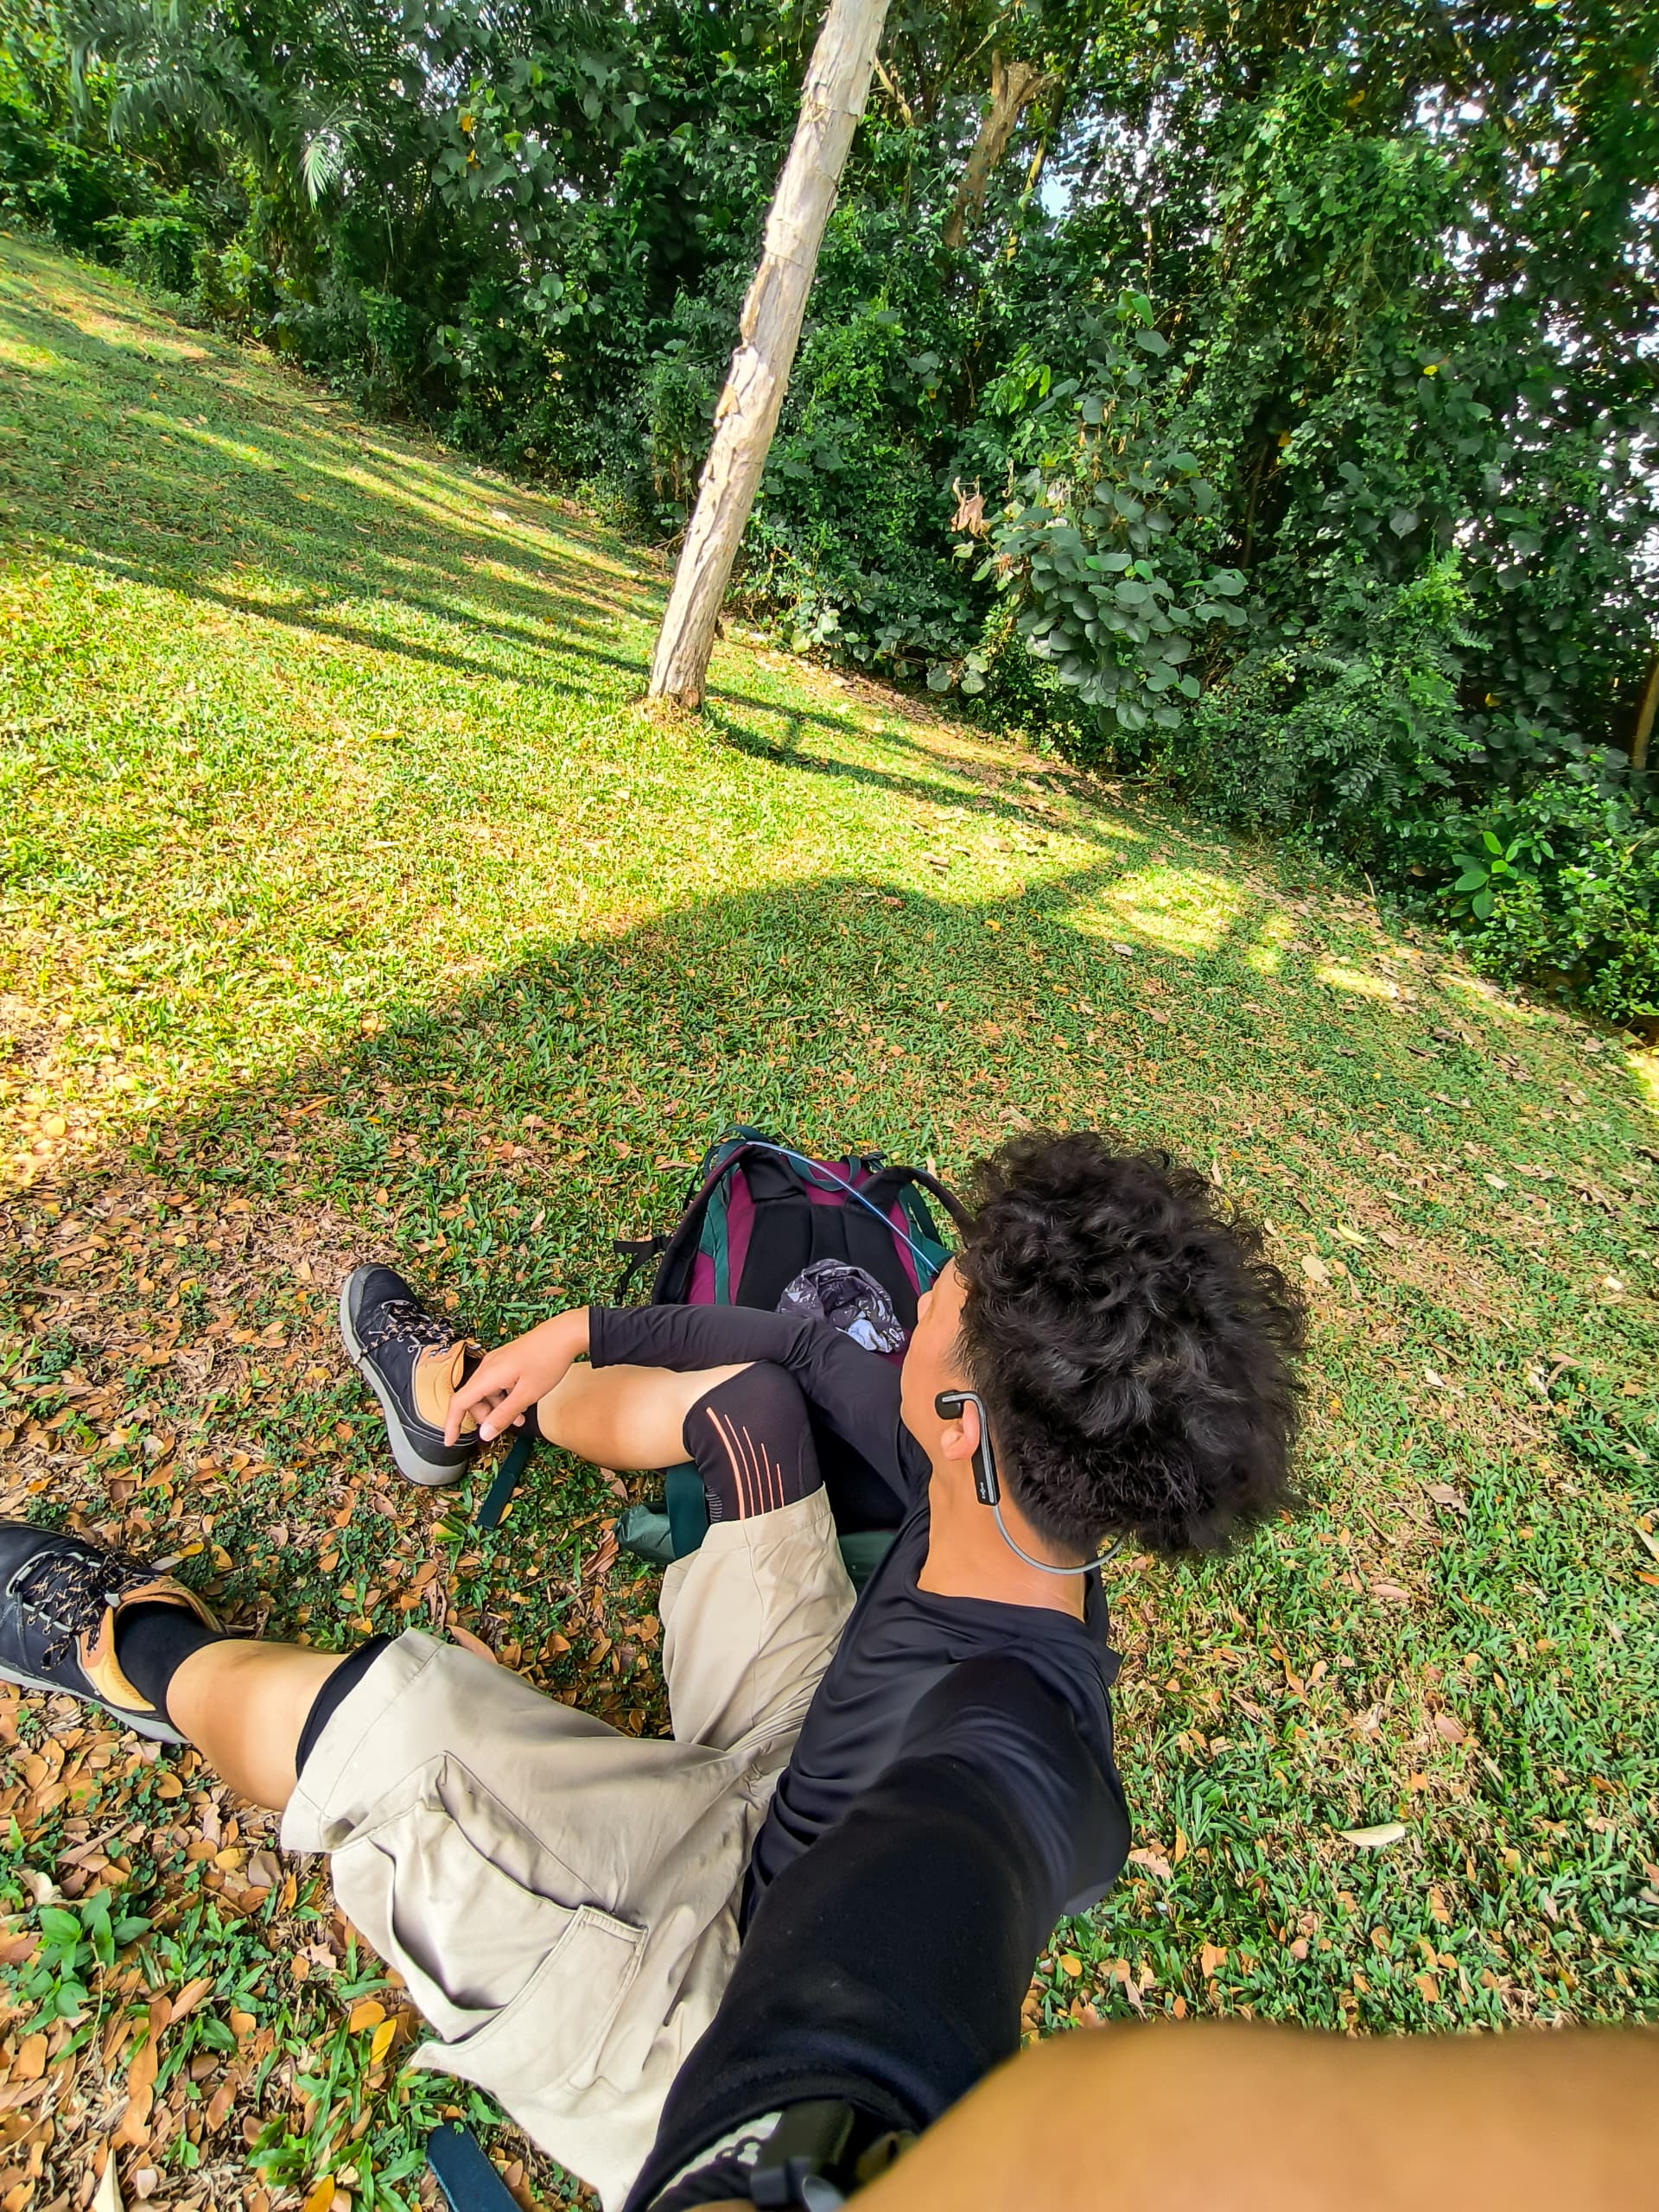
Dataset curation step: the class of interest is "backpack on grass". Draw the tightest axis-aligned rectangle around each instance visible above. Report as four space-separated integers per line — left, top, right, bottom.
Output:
611 1128 967 1588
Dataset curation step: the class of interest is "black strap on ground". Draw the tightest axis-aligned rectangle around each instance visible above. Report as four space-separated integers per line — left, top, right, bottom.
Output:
477 1427 537 1531
613 1232 670 1301
426 2124 524 2212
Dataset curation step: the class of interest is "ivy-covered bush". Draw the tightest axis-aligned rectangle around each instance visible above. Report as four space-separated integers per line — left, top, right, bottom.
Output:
955 302 1248 741
1173 558 1478 840
1420 780 1659 1026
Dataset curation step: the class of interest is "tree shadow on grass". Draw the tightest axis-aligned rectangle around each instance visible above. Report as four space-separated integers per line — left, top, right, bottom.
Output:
3 240 1054 796
6 852 1643 2163
3 861 1300 1685
699 701 1128 833
3 242 658 658
0 856 1328 2205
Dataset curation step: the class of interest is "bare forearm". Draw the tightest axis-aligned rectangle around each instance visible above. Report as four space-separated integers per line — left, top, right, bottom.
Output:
853 2020 1659 2212
447 1306 591 1442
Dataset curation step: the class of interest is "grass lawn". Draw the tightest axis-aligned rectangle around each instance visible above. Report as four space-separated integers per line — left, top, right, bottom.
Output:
2 232 1656 2209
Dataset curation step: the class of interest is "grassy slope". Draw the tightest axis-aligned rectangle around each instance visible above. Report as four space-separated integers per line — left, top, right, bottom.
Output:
1 234 1656 2207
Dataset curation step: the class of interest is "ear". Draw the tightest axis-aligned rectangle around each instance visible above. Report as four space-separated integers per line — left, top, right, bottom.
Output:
936 1395 981 1466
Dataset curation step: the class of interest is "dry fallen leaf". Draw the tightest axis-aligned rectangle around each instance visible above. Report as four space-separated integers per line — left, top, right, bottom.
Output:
113 1999 169 2146
369 2017 397 2066
446 1623 499 1665
302 2177 336 2212
1338 1821 1408 1848
1127 1847 1173 1881
1199 1942 1228 1978
168 1974 213 2022
1300 1251 1330 1285
346 1998 385 2033
92 2153 123 2212
1057 1953 1082 1979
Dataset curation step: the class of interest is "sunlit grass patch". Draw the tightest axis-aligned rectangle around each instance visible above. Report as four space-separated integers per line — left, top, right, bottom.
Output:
1316 959 1405 1001
1243 909 1298 976
1096 863 1252 956
1437 972 1538 1025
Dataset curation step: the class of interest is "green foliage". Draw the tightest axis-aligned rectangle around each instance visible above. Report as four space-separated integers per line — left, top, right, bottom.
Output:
14 1895 151 2032
734 322 988 683
0 0 156 251
1433 779 1659 1025
1176 557 1480 836
105 193 205 289
1451 833 1543 929
963 302 1246 736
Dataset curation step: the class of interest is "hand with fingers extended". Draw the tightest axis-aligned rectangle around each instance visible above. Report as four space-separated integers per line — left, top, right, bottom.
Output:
445 1307 591 1445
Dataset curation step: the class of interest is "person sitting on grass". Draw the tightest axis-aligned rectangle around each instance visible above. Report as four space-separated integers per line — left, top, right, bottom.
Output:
0 1132 1304 2210
623 1647 1654 2212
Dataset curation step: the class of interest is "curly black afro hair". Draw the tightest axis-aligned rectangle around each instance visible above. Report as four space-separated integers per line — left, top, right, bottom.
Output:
955 1130 1306 1559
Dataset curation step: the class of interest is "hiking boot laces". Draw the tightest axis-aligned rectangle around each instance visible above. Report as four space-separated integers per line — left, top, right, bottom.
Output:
358 1296 461 1360
10 1544 150 1675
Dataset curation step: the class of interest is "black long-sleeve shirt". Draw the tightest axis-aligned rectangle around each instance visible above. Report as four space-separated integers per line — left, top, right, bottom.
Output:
588 1306 1128 1926
626 1656 1122 2212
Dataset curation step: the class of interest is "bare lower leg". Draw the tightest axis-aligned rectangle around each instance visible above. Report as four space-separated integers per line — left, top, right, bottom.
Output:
165 1639 346 1810
535 1360 749 1469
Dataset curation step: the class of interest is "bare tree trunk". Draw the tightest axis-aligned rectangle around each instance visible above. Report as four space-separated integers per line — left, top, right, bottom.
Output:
1630 644 1659 773
942 53 1055 251
647 0 890 711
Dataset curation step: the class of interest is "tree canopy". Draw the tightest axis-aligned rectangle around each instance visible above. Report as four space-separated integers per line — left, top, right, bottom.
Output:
4 0 1656 1020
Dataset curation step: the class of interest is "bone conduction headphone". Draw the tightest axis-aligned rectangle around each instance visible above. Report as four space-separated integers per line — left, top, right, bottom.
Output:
934 1389 1122 1578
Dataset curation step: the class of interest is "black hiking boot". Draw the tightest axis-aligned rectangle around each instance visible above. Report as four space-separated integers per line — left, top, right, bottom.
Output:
339 1264 482 1487
0 1524 218 1744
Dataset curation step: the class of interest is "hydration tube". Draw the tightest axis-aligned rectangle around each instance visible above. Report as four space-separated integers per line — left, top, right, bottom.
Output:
740 1139 947 1285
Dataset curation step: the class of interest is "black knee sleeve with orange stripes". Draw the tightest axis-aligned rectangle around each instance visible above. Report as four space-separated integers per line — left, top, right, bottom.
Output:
682 1363 824 1523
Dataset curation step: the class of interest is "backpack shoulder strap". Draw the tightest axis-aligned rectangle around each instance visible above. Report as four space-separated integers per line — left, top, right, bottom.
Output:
881 1163 973 1233
642 1133 785 1305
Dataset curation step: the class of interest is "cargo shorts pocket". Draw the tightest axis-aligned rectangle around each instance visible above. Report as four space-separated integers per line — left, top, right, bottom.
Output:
331 1753 646 2092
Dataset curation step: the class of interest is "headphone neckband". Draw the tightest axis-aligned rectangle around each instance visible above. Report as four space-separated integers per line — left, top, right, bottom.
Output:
933 1389 1122 1579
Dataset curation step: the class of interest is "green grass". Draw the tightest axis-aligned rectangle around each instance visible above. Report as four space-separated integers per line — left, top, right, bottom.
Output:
1 233 1656 2207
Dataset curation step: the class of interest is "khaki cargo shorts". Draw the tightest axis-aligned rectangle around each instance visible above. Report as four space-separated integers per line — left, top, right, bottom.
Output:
281 1488 855 2210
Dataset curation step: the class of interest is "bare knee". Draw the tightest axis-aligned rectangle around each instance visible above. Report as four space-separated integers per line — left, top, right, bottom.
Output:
536 1359 753 1470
